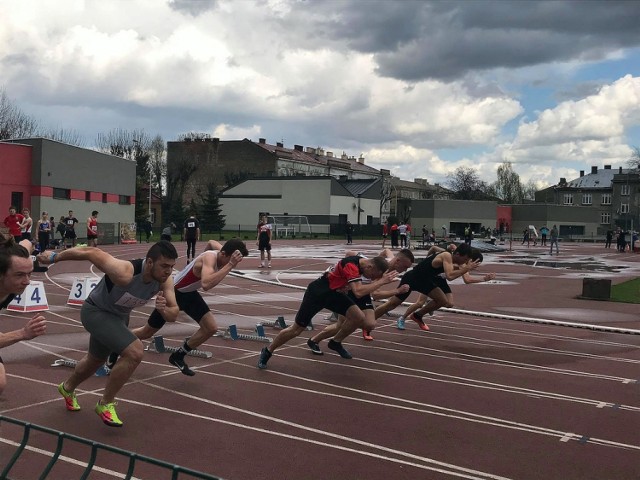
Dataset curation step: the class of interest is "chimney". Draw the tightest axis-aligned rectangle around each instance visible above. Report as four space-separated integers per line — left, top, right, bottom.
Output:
357 154 365 164
306 147 316 154
276 142 283 147
341 152 348 160
591 166 597 174
294 144 303 151
619 166 623 173
259 138 266 144
318 148 325 156
559 177 567 185
580 170 584 177
604 165 611 169
327 151 334 157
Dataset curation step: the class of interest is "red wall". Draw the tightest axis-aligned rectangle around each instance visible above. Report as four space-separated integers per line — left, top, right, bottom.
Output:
496 205 512 232
0 143 33 209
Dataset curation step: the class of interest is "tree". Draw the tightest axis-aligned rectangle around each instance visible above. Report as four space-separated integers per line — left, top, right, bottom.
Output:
627 146 640 170
446 167 491 200
199 183 226 232
0 88 39 139
95 128 154 221
40 127 85 146
493 162 523 203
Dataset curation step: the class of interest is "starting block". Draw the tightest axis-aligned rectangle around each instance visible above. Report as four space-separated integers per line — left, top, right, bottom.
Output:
7 281 49 312
219 324 271 343
145 335 213 358
51 358 109 377
67 277 100 306
258 316 288 329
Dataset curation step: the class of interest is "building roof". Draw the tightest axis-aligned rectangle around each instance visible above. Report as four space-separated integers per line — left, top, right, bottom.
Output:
340 178 381 196
252 139 380 175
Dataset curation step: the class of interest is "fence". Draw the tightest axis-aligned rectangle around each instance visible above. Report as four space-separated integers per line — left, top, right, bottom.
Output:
0 415 222 479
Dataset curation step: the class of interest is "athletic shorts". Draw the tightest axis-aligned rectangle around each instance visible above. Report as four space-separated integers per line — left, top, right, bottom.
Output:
87 234 98 240
148 289 210 329
347 291 374 310
258 238 271 252
64 230 77 239
82 301 137 360
294 275 356 328
394 270 451 302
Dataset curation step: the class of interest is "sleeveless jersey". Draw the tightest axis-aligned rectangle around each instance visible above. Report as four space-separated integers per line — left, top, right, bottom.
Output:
184 217 200 240
87 218 98 236
87 259 160 315
413 252 446 279
257 222 272 240
39 221 51 232
173 250 219 292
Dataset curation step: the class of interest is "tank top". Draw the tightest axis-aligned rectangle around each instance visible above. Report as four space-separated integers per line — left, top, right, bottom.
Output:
413 252 446 279
39 221 51 232
173 251 219 292
87 218 98 236
87 259 160 315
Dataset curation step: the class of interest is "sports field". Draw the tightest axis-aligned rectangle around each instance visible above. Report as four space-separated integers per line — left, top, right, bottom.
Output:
1 239 639 479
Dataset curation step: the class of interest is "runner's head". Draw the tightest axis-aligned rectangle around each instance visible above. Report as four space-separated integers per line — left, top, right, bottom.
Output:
0 233 32 295
389 248 414 273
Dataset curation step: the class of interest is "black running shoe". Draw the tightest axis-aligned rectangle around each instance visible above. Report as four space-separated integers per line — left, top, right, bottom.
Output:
105 352 119 370
169 352 196 376
327 339 352 359
307 339 323 355
257 347 272 369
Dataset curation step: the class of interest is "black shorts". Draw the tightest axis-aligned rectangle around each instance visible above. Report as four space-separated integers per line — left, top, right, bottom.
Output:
87 234 98 240
148 289 210 329
395 270 450 301
64 230 77 239
258 238 271 251
347 291 374 310
294 275 355 328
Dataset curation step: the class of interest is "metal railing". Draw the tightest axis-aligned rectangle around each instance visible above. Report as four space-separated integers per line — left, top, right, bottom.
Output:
0 415 223 480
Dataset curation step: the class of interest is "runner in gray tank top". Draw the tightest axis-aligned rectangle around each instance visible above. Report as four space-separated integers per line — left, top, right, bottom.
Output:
38 241 179 427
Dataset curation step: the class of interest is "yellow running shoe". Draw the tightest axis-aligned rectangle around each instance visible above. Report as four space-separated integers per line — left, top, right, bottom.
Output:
95 401 123 427
57 383 80 411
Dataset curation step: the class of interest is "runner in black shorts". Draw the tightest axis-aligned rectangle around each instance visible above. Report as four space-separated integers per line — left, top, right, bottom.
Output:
257 255 397 368
374 243 480 331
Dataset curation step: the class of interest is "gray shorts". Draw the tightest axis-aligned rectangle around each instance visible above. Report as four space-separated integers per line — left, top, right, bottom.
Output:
81 301 138 360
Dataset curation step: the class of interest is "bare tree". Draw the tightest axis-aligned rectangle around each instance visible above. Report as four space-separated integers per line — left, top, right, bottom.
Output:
522 180 538 201
627 146 640 170
39 127 85 147
0 88 39 139
149 134 166 197
446 166 491 200
492 162 523 203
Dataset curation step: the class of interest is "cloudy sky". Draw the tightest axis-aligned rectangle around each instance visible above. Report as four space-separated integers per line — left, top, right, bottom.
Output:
2 0 640 188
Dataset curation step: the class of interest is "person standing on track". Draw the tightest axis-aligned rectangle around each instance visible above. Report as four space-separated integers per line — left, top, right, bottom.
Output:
3 206 24 242
63 210 79 248
114 239 249 376
86 211 99 247
183 213 200 264
0 234 47 395
38 241 179 427
258 255 396 369
257 216 273 268
36 212 52 252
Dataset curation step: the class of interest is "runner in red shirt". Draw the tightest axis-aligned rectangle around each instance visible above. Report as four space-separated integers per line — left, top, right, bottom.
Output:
258 255 397 368
86 211 99 247
3 207 24 242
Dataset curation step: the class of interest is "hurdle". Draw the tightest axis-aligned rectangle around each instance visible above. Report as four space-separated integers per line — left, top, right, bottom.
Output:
217 324 272 343
51 358 109 377
144 336 213 358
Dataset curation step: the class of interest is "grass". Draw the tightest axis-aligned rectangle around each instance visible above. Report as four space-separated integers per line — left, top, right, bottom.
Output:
610 277 640 304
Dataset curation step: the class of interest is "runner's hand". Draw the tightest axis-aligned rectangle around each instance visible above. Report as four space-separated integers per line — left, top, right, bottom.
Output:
155 291 167 312
230 250 244 267
23 315 46 339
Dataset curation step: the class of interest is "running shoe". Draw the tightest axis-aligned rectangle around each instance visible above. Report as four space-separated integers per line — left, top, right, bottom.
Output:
169 351 196 376
396 316 406 330
257 346 272 369
327 339 352 359
58 382 80 411
105 352 119 370
409 313 430 331
95 401 123 427
268 262 272 268
307 339 324 355
362 330 374 341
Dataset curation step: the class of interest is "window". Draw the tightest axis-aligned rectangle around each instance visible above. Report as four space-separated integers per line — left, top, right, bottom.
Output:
118 195 131 205
620 203 629 214
581 193 592 205
621 184 630 195
601 193 611 205
85 191 91 202
53 188 70 200
601 212 611 224
563 193 573 205
102 193 107 203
